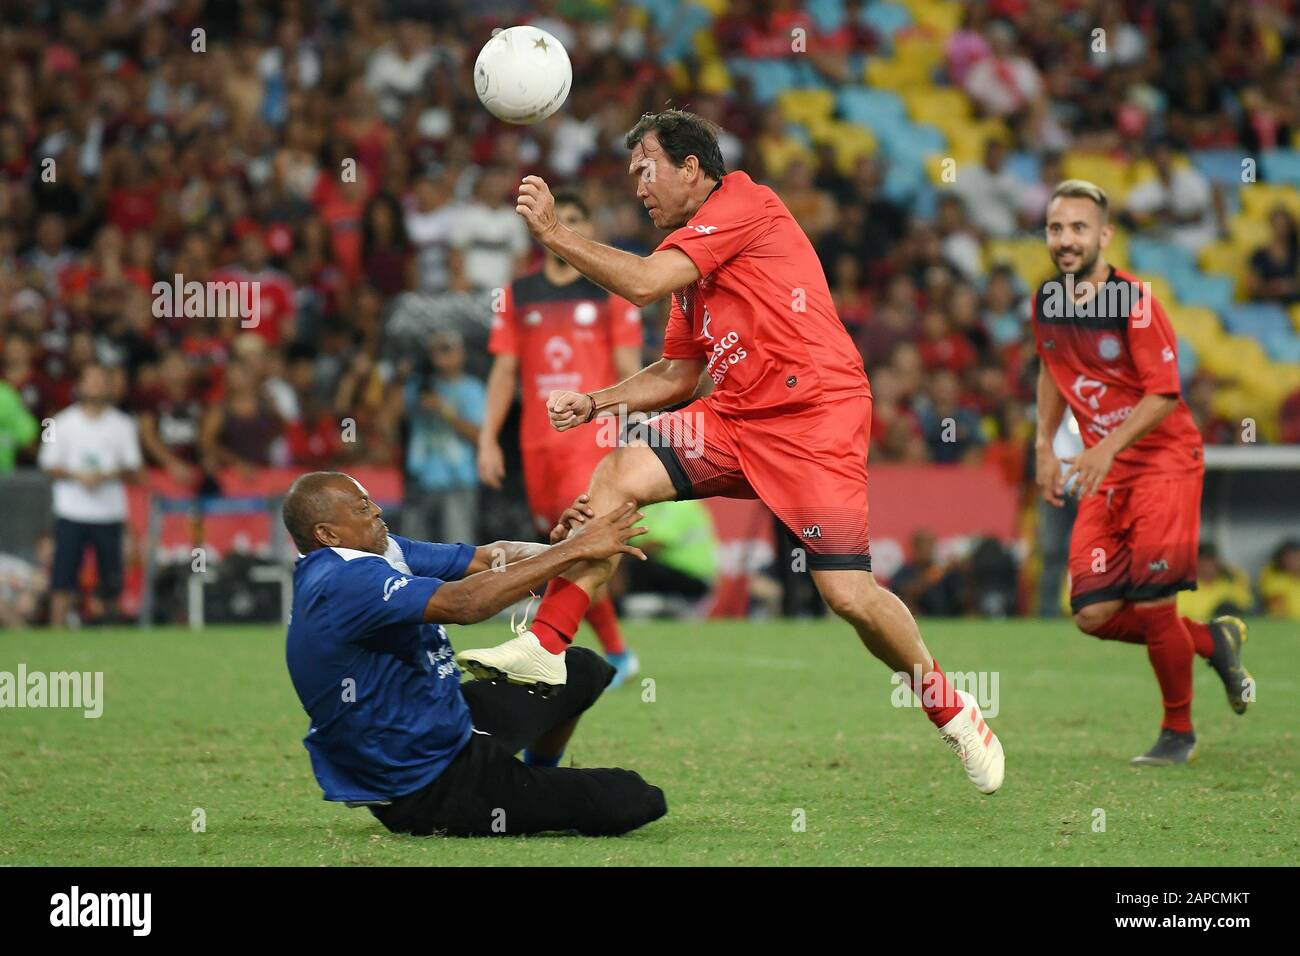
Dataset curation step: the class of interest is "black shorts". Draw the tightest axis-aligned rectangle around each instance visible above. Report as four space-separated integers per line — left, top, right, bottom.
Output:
51 518 124 596
370 647 666 837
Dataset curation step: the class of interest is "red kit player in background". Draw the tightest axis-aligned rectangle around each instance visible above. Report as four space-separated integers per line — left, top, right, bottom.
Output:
1033 180 1253 766
459 110 1004 794
479 191 645 687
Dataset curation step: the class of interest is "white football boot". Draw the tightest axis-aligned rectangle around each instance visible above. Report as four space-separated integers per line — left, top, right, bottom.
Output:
938 689 1005 794
455 606 567 688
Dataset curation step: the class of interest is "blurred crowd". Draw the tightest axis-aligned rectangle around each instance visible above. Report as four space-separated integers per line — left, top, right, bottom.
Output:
1 0 1299 626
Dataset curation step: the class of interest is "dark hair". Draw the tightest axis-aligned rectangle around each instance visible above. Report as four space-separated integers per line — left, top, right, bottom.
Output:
552 190 589 219
624 109 726 182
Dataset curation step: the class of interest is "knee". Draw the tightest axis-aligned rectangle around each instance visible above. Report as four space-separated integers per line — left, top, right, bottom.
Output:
1073 603 1115 635
817 573 880 624
564 645 615 697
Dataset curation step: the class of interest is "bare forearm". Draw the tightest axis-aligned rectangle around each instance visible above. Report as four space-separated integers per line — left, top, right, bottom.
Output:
1097 393 1177 455
536 226 655 305
592 358 700 416
1035 365 1067 448
425 539 586 624
480 359 517 444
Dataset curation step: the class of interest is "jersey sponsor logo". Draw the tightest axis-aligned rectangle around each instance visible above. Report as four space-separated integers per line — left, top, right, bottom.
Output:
1148 559 1170 572
382 575 411 603
1071 374 1108 411
1161 345 1174 363
691 224 718 234
1098 335 1122 361
524 310 543 326
574 302 598 326
544 335 573 371
801 525 822 539
700 305 715 342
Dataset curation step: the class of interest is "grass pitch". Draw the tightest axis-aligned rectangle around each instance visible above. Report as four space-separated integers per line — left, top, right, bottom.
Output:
1 618 1296 866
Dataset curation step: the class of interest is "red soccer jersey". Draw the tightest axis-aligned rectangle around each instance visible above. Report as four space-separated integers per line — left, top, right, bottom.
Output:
1032 265 1203 488
656 171 870 418
489 270 643 449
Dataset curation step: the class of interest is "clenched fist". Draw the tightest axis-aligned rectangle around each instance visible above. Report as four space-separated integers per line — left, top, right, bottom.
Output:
547 390 594 432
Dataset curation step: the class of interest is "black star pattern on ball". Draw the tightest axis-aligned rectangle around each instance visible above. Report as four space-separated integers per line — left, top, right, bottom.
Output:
533 37 549 51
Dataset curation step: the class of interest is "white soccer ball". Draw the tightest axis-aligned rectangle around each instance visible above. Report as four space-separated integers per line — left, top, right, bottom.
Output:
474 26 572 125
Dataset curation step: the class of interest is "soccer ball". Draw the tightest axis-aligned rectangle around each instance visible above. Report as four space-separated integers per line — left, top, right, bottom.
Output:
474 26 572 125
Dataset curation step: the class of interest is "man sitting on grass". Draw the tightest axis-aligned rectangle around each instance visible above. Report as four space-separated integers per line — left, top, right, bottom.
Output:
282 471 666 837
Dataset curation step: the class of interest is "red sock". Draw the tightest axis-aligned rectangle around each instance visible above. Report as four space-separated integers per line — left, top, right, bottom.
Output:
1082 603 1146 644
583 597 625 654
1132 603 1195 733
531 578 592 655
917 660 964 728
1182 617 1215 659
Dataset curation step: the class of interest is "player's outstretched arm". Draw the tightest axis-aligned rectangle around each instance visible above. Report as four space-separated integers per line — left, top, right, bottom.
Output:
421 503 647 625
516 175 700 306
548 357 705 431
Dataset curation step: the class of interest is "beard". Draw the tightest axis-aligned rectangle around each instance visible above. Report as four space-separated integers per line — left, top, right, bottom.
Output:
1055 244 1100 278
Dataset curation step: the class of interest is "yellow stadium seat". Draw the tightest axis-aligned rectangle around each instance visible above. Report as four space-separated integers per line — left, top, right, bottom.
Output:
865 56 933 90
693 29 718 60
1239 184 1300 220
894 34 945 69
1290 303 1300 331
777 89 835 125
902 87 971 125
1228 213 1271 251
693 0 729 15
985 237 1055 289
1198 239 1251 298
900 0 963 34
697 57 731 95
1062 153 1132 207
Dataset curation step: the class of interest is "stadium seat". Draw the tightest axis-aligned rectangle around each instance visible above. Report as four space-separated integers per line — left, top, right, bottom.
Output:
862 2 913 43
1239 183 1300 220
777 88 835 125
984 237 1055 289
900 0 962 33
1169 270 1235 311
838 86 907 126
1197 239 1251 298
901 86 970 126
1261 149 1300 189
1005 151 1041 186
1062 152 1132 207
805 0 846 33
727 58 799 103
864 54 934 89
1128 236 1196 277
1221 303 1292 339
1191 148 1252 187
875 121 946 164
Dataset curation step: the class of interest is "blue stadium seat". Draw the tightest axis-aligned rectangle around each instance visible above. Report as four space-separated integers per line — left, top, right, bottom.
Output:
806 0 846 33
1261 149 1300 189
1177 337 1199 380
1005 151 1040 187
1191 149 1251 188
1220 302 1292 338
727 58 799 103
1261 333 1300 363
1169 270 1235 311
862 2 913 44
876 122 946 163
1128 237 1196 276
837 86 907 129
655 4 714 62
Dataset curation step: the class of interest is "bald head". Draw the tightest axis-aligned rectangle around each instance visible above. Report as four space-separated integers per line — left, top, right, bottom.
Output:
283 471 389 555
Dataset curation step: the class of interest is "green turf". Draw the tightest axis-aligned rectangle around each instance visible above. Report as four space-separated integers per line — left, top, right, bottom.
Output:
0 618 1296 865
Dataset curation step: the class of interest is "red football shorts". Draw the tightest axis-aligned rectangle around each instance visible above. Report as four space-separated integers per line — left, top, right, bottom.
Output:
521 436 611 535
1068 472 1203 613
641 395 872 569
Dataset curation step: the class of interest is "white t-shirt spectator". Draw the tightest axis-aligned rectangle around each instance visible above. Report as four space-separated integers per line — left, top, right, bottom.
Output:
1126 167 1218 252
366 43 436 120
38 404 143 523
406 201 464 292
453 203 530 291
952 164 1023 238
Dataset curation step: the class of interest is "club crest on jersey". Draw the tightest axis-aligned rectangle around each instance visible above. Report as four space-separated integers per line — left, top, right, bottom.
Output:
574 302 598 326
544 336 573 371
1072 374 1108 410
1098 335 1122 361
801 525 822 539
524 310 543 326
